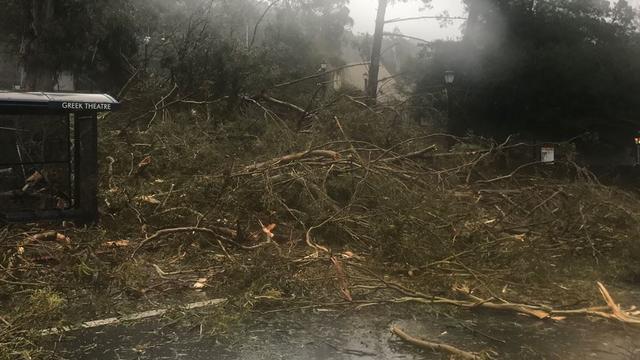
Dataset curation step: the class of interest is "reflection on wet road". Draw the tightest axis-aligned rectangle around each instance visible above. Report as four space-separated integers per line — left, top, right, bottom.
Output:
47 301 640 359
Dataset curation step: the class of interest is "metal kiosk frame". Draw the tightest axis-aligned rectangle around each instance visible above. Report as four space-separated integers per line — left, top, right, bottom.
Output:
0 92 118 223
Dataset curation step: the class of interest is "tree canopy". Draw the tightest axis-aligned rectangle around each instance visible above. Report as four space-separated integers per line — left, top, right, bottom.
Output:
2 0 640 156
416 0 640 154
0 0 352 94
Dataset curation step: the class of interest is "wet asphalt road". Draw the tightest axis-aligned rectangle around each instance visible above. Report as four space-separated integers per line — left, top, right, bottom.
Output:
44 301 640 360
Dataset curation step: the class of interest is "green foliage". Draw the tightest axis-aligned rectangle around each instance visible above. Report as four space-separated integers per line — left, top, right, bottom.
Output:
26 289 65 319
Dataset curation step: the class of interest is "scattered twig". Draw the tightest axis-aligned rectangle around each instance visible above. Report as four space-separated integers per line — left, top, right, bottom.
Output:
390 325 483 360
132 226 270 257
40 298 226 336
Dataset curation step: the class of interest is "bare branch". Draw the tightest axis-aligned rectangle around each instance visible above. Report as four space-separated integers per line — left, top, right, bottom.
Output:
249 0 281 49
384 15 467 24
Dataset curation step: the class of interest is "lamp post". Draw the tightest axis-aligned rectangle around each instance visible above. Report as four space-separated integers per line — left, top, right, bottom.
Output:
143 36 151 75
444 70 455 121
319 61 327 73
444 70 456 85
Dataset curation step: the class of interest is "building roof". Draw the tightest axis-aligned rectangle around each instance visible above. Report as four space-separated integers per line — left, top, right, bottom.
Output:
0 91 119 113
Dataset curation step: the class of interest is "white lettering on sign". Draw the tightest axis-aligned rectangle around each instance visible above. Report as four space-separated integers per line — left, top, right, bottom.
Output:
85 103 112 111
61 102 112 111
62 102 84 110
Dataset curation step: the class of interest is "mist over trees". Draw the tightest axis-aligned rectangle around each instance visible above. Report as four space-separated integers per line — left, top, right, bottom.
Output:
416 0 640 154
0 0 352 96
0 0 138 90
1 0 640 154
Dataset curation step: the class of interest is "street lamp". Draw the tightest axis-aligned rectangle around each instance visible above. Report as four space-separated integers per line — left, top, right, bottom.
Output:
143 36 151 75
444 70 455 85
444 70 455 122
319 61 328 72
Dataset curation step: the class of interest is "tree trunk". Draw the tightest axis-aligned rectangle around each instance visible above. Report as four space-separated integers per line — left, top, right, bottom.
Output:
20 0 56 91
464 0 478 39
463 0 485 44
366 0 388 102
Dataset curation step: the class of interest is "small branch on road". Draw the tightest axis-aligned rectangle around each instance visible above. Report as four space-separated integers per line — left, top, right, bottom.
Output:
390 325 483 360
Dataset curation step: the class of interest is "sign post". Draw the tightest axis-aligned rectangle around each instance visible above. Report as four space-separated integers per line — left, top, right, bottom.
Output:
634 136 640 166
541 145 555 164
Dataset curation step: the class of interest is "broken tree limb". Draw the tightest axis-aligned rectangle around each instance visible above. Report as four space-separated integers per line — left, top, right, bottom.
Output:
389 281 640 325
240 149 340 174
380 145 437 163
261 94 308 115
304 227 331 254
271 62 370 89
331 256 352 302
383 32 431 43
354 265 640 325
40 298 226 336
390 325 483 360
476 161 543 184
384 15 468 24
131 226 271 257
596 281 640 324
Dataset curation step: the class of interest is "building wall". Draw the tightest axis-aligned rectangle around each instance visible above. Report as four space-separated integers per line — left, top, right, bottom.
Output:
0 51 75 91
332 63 403 101
54 72 75 91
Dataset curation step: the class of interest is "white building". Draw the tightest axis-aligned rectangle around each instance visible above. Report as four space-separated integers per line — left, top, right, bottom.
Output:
332 63 404 102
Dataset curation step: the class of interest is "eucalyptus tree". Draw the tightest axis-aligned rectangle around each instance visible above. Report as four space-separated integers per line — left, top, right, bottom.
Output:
0 0 138 91
366 0 436 101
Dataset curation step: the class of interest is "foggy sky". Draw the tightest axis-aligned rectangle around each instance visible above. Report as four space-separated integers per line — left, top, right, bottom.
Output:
347 0 640 41
348 0 466 41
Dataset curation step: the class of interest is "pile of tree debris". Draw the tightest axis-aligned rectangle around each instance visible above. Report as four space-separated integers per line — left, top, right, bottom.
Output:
1 97 640 358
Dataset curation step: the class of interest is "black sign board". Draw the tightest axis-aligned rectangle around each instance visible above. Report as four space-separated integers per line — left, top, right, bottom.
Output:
0 91 118 224
0 91 119 113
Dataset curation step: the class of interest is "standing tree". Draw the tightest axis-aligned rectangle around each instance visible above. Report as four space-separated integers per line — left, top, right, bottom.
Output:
0 0 138 91
366 0 389 100
366 0 439 102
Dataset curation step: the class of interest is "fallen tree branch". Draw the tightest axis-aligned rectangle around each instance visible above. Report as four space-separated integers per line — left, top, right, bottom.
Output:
354 265 640 325
476 161 543 184
261 94 308 115
40 298 226 336
597 281 640 324
131 226 270 257
390 325 483 360
383 32 431 43
380 145 437 163
240 149 340 174
271 62 370 89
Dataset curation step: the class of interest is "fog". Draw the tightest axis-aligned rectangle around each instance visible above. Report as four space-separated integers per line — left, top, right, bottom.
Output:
348 0 466 40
